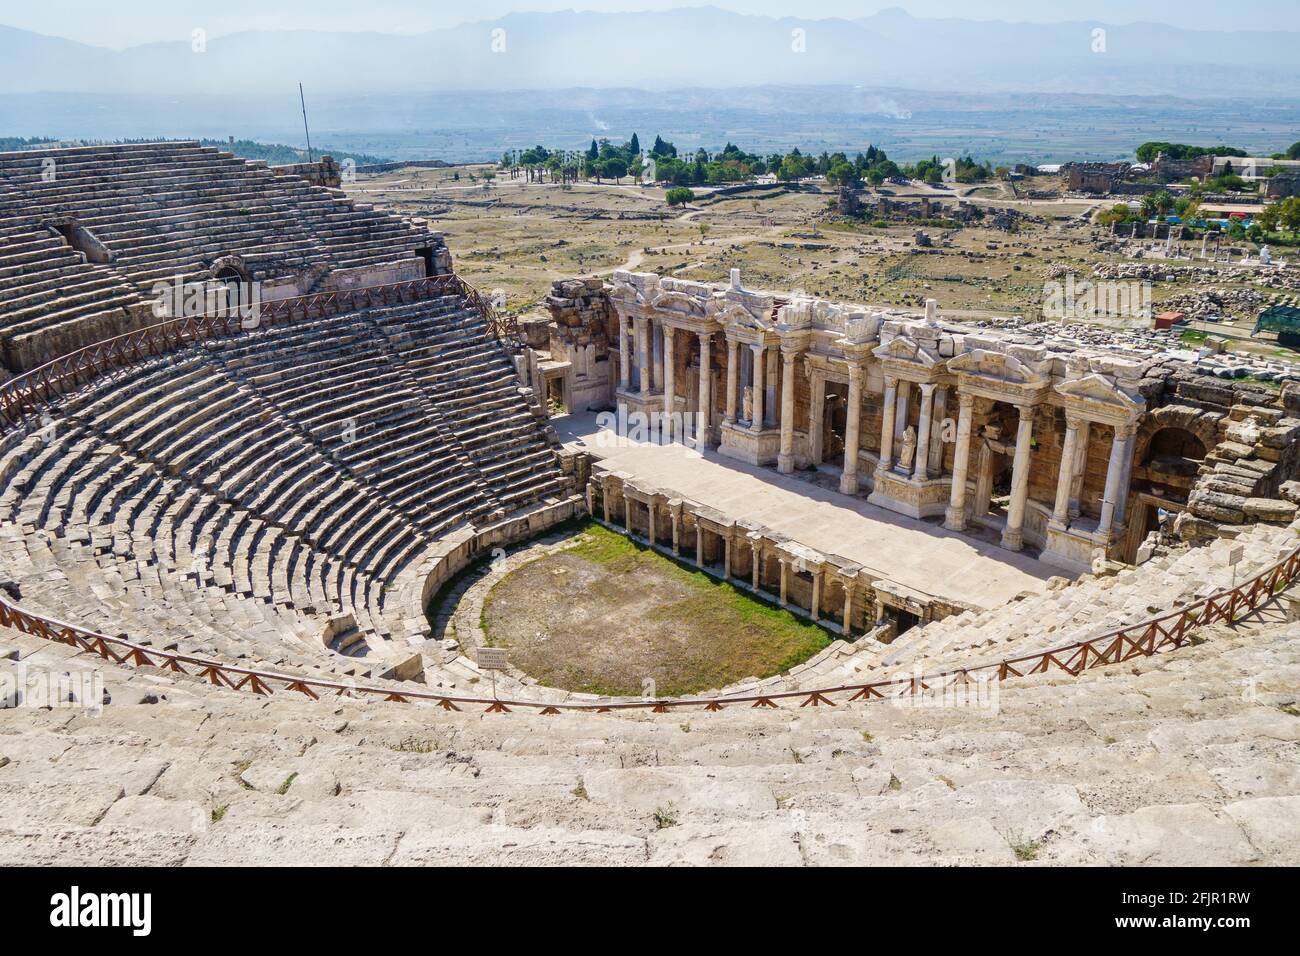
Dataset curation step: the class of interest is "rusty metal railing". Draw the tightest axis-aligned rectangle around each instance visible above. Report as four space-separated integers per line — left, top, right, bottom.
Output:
4 543 1296 714
0 272 497 433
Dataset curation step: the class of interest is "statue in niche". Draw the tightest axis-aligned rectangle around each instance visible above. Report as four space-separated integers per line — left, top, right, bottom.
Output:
898 425 917 472
742 385 754 423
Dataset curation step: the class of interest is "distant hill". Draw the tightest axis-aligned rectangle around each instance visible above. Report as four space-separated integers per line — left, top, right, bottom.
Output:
0 10 1298 99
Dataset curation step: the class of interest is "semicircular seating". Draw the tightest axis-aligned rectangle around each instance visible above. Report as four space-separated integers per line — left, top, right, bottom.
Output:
0 290 569 681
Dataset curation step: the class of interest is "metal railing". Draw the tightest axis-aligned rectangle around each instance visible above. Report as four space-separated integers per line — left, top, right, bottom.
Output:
3 543 1295 715
0 272 503 433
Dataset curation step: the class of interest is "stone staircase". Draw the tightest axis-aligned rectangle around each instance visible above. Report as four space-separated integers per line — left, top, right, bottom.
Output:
2 608 1297 865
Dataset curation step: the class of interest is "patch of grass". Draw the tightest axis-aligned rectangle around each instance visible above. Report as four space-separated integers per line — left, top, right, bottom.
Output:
887 773 902 792
275 772 299 796
390 735 438 753
861 730 875 743
1279 704 1300 718
572 778 589 800
480 520 832 697
210 805 228 823
654 805 679 829
1009 835 1041 862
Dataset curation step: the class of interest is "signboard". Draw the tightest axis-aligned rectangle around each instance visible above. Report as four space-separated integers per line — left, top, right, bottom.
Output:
1227 545 1245 567
475 647 509 671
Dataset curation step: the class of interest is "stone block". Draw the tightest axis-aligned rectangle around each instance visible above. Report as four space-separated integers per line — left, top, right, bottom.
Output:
1243 498 1298 523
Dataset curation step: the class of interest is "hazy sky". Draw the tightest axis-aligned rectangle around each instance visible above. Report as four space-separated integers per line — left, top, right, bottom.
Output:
5 1 1295 49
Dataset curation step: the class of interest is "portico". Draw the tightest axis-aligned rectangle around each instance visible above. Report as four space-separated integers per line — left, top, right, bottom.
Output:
1041 370 1145 573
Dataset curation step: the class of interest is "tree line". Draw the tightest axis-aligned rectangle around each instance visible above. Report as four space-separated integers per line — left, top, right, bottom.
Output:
500 136 1000 188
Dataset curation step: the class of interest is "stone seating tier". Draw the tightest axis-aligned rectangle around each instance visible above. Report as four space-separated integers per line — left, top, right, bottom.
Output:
0 142 444 369
0 293 567 675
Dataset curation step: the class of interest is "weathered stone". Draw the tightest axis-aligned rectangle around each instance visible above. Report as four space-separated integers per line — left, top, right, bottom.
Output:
1244 498 1298 523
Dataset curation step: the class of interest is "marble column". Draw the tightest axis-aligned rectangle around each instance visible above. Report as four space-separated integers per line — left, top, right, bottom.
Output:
618 316 631 390
1114 423 1137 527
750 343 766 435
842 582 855 637
1052 415 1085 527
809 373 826 466
893 381 911 446
636 316 652 398
840 363 865 495
778 558 789 607
913 382 937 480
928 386 948 479
811 568 822 620
661 326 676 442
1001 404 1036 552
877 375 898 473
778 350 798 473
670 508 681 555
723 535 732 578
695 525 705 568
766 348 778 428
697 331 713 448
1068 419 1091 519
944 392 976 531
647 501 657 545
1098 423 1136 537
724 338 739 426
751 540 762 591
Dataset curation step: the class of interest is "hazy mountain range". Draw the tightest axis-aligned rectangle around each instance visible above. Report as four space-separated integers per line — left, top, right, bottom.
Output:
2 7 1298 99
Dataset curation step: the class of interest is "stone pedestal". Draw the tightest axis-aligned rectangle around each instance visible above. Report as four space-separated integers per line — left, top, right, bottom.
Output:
1042 520 1109 575
719 420 781 466
867 468 953 519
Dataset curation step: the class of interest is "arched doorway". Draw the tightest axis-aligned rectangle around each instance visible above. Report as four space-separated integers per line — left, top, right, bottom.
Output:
1125 424 1212 561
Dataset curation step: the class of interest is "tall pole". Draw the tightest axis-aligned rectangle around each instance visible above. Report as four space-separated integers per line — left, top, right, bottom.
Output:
298 83 313 163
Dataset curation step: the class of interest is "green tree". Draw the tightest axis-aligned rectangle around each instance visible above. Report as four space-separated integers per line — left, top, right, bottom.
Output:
1279 197 1300 233
665 187 695 206
629 132 640 156
1287 142 1300 160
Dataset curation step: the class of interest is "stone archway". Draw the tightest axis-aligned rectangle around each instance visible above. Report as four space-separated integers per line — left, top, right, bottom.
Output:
1133 406 1221 468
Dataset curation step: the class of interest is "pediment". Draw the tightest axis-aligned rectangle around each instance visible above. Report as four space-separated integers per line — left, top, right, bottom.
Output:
873 334 940 368
710 300 772 331
948 348 1047 386
1055 372 1145 413
651 290 707 318
608 281 646 306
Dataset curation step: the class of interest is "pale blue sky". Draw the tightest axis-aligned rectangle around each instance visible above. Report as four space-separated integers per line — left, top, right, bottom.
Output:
4 1 1293 49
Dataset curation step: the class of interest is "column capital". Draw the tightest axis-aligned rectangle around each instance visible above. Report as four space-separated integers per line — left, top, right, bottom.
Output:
883 374 899 390
1114 421 1138 440
1015 401 1037 416
1065 413 1089 431
957 391 976 410
698 329 713 344
918 381 938 397
781 349 798 366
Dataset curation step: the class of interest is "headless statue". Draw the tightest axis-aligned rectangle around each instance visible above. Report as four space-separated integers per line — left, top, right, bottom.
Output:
898 425 917 472
742 385 754 424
